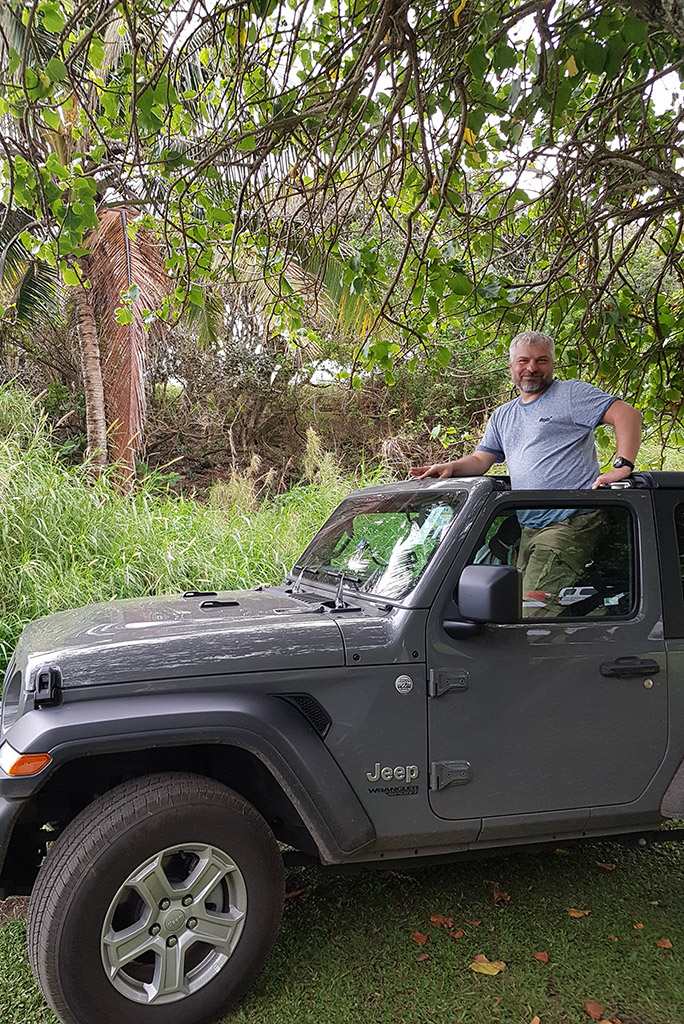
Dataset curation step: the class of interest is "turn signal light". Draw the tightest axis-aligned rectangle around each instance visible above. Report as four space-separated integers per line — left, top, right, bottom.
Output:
0 743 52 776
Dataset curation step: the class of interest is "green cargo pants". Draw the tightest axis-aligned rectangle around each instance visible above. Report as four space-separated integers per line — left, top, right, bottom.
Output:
518 510 603 618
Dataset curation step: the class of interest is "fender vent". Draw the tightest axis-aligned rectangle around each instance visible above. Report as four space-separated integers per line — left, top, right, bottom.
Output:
279 694 332 738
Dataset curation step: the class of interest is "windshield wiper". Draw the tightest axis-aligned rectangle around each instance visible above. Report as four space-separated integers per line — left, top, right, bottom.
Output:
290 565 363 608
321 568 363 590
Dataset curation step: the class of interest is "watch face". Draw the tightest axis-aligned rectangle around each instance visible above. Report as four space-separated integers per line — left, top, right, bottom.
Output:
613 457 633 470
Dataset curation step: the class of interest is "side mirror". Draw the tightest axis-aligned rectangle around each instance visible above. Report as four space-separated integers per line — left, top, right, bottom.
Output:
457 564 522 624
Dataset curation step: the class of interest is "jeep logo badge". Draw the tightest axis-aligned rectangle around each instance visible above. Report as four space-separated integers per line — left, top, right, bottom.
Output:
366 763 419 782
395 674 413 694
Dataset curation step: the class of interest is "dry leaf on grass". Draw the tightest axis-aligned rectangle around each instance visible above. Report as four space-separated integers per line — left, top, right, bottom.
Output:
609 935 618 941
633 922 644 930
655 938 673 949
413 931 427 946
465 919 482 926
429 913 453 929
584 999 605 1020
469 953 506 975
449 929 466 939
416 953 429 962
532 951 549 963
596 862 616 870
555 847 569 854
493 887 510 906
568 908 591 918
530 1017 541 1024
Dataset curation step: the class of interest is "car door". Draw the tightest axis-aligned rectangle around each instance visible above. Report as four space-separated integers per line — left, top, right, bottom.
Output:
426 489 668 833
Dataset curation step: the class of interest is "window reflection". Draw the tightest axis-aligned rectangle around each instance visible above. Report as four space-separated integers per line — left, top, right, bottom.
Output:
296 491 466 601
470 506 634 619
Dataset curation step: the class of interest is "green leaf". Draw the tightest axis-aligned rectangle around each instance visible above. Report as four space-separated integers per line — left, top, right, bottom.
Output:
89 35 106 69
121 284 140 303
621 15 648 44
41 5 65 32
494 44 517 72
604 37 629 78
466 44 488 81
209 207 233 224
449 273 472 295
583 41 606 74
115 307 134 324
61 266 80 286
46 57 67 81
43 109 61 130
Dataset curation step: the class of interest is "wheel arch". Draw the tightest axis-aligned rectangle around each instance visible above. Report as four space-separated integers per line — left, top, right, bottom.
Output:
0 692 376 891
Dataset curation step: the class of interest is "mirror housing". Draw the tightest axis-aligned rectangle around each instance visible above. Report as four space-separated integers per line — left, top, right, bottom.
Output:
456 564 521 624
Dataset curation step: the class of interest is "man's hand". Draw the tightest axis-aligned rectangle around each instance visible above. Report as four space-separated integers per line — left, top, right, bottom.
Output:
409 462 456 480
591 465 633 489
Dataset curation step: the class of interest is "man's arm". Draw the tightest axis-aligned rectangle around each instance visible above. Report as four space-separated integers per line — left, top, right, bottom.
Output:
591 400 642 489
410 450 498 480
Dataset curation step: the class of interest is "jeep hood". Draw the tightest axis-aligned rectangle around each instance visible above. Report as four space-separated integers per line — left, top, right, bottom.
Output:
13 586 346 689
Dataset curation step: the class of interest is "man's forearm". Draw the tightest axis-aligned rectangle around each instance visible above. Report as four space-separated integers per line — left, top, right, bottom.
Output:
612 404 642 463
449 452 496 476
592 400 642 488
409 450 497 479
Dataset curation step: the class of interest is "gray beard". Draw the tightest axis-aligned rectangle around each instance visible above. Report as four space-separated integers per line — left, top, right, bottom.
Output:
518 378 551 393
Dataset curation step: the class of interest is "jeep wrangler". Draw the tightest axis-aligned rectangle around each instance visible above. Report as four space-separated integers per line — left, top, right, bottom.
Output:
1 474 683 1024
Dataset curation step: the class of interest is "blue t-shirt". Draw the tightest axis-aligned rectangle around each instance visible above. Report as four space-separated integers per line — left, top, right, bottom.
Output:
476 379 616 528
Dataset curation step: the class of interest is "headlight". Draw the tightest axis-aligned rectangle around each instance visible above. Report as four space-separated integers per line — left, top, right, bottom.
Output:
0 659 21 736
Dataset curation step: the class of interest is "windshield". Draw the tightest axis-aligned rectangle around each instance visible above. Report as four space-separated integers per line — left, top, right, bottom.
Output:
294 489 466 601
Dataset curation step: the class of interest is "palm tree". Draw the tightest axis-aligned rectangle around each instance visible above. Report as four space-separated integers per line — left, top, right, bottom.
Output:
0 5 170 476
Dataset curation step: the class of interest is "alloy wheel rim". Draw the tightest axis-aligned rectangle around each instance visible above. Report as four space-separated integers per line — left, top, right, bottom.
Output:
100 842 247 1004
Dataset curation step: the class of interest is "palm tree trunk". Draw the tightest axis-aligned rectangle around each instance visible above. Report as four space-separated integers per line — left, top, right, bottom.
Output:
73 283 108 470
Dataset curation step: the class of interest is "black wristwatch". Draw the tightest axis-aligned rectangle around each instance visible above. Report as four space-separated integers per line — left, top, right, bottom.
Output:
613 457 634 472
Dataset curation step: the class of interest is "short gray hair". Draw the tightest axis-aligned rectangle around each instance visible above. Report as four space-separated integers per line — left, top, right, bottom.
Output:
509 331 555 360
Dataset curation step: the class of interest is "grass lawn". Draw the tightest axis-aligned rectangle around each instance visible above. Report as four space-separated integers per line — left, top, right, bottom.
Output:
1 838 681 1024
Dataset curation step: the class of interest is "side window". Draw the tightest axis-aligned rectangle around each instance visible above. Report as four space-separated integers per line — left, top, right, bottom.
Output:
674 505 684 601
469 505 635 619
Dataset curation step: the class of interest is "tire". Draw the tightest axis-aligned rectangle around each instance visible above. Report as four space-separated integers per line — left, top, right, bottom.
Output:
27 772 285 1024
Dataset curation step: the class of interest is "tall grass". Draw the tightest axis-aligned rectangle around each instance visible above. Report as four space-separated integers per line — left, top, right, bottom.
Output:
0 388 384 670
1 383 682 674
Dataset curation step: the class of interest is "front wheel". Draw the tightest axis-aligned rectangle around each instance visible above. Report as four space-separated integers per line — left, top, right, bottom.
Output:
27 772 285 1024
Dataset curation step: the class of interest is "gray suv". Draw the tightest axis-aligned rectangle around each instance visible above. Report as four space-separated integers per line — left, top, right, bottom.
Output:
1 474 683 1024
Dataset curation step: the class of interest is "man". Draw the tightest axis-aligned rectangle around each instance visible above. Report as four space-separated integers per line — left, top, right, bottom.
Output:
410 331 642 614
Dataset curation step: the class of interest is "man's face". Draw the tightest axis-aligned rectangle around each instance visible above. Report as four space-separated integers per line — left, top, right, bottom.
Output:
510 343 554 394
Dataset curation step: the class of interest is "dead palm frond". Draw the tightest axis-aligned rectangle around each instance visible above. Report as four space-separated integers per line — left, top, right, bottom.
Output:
86 209 168 477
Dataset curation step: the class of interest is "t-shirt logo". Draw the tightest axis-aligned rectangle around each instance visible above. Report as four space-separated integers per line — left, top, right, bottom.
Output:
539 416 553 422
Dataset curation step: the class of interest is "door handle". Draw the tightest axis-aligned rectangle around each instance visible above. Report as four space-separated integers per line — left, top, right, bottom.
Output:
600 657 660 678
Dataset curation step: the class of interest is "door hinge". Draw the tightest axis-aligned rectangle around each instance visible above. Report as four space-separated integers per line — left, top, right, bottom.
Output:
430 760 472 790
34 667 61 708
428 669 469 698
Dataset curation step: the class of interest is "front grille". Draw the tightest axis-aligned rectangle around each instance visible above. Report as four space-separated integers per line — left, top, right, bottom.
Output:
280 693 332 737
